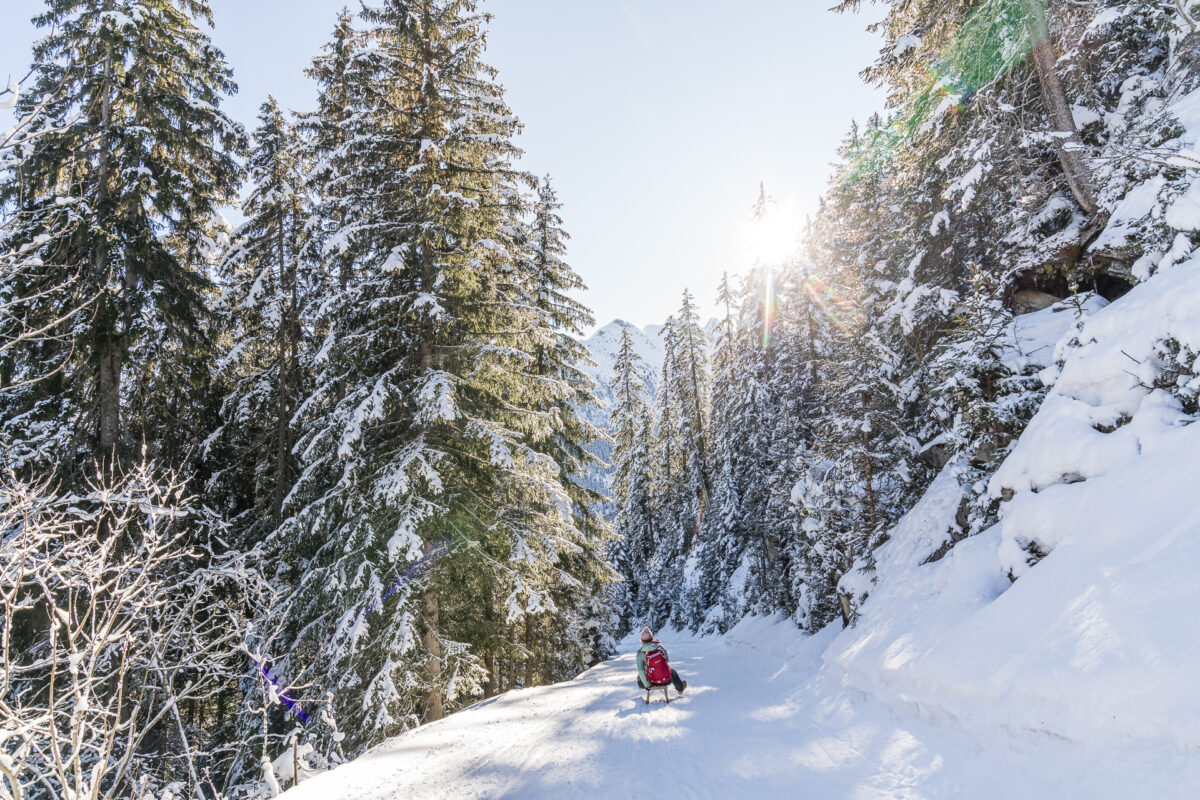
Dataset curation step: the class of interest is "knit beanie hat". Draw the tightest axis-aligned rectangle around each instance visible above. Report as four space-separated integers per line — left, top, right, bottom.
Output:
640 626 653 643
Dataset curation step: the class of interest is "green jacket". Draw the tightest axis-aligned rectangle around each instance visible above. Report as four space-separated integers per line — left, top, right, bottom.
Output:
637 641 668 686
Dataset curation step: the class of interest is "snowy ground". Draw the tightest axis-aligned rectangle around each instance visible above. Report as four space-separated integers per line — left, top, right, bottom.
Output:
280 617 1197 800
283 261 1200 799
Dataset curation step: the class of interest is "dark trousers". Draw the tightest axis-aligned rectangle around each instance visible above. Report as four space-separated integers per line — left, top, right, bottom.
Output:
639 669 685 692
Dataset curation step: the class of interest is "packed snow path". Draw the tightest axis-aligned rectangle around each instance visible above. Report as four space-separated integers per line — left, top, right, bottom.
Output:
282 619 1195 799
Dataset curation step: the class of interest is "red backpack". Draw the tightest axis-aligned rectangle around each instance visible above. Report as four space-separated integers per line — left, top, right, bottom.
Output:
644 643 671 685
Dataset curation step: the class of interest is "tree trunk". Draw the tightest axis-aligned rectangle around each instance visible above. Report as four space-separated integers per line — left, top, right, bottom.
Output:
1030 34 1098 216
523 616 535 689
422 590 443 722
484 653 496 699
94 31 119 466
483 580 497 698
860 395 878 536
271 204 294 525
688 343 711 496
805 267 819 384
97 335 122 463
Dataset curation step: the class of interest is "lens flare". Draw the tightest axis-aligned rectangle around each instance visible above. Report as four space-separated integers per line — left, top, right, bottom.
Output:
802 272 863 334
843 0 1050 184
762 270 776 349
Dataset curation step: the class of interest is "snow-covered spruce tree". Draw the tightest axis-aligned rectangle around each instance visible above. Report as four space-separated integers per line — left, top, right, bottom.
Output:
695 272 748 631
121 217 234 480
301 6 363 297
270 0 604 751
780 117 896 629
515 174 617 678
607 327 657 630
207 97 317 548
752 259 827 619
642 315 679 629
0 0 245 477
0 78 95 437
705 267 782 627
654 290 712 628
521 175 602 506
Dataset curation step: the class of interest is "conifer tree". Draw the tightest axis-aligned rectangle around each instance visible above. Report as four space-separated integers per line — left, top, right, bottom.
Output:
647 291 712 626
669 289 713 511
607 327 656 628
521 175 604 513
704 267 779 625
0 77 93 429
0 0 245 474
697 272 747 630
270 0 605 751
208 97 316 545
513 173 616 684
302 7 361 294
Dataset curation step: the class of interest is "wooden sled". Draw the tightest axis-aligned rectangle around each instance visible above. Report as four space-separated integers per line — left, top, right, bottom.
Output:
644 684 671 704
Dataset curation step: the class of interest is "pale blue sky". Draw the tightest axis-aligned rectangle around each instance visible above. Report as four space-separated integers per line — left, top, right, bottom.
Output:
1 0 886 329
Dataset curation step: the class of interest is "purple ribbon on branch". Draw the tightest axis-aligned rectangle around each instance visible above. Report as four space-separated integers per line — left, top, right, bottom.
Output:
364 539 451 621
256 658 312 724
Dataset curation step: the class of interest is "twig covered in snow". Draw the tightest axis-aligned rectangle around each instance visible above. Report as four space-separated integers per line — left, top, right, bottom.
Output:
0 463 271 799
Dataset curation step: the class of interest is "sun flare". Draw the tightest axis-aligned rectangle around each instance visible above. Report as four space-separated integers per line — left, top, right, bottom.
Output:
741 189 803 267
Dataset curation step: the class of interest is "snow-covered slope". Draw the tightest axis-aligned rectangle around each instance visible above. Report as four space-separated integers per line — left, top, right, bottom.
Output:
280 618 1195 799
830 258 1200 756
282 263 1200 799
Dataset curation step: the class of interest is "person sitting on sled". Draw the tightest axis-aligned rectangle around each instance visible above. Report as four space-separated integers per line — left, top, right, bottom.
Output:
636 626 687 697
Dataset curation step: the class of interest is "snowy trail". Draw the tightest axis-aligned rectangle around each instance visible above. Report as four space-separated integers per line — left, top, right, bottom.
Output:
281 618 1193 799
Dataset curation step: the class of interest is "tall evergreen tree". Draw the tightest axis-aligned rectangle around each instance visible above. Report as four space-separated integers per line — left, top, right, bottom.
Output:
517 173 617 675
521 175 604 513
302 6 362 295
0 0 245 474
647 291 712 626
269 0 606 752
208 97 316 546
697 272 747 630
607 327 656 628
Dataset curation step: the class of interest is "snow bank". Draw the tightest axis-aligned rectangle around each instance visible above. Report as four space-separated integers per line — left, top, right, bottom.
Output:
1004 292 1108 375
827 258 1200 753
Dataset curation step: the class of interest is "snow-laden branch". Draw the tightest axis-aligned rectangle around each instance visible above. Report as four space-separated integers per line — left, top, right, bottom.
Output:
0 82 19 111
0 464 272 799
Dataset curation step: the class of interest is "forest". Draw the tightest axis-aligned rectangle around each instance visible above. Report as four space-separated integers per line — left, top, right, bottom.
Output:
4 0 1200 797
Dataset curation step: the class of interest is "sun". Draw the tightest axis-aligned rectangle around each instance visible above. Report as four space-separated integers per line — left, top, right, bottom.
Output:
741 188 803 267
